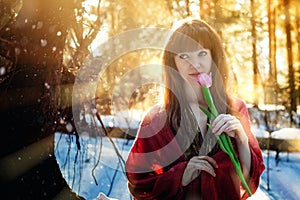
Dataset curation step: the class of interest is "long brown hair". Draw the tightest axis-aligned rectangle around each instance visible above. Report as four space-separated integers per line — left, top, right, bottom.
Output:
162 18 230 157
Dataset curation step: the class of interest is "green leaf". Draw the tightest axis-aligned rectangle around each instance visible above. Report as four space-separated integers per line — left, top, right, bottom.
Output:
207 123 212 129
199 106 215 121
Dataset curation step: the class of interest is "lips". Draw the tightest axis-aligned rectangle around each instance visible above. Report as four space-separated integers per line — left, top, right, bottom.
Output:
189 72 200 77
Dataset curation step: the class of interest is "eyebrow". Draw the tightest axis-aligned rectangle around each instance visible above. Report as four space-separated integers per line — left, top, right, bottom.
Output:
178 49 207 54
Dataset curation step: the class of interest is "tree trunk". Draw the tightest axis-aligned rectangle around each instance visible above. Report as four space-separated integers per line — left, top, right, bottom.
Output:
186 0 190 16
296 3 300 107
250 0 259 106
283 0 296 123
0 0 83 199
268 0 278 95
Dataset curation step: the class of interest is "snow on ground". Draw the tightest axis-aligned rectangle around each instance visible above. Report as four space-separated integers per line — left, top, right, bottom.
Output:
271 128 300 139
54 133 133 200
54 132 300 200
253 150 300 200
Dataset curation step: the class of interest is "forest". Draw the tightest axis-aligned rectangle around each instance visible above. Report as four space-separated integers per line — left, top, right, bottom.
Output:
0 0 299 199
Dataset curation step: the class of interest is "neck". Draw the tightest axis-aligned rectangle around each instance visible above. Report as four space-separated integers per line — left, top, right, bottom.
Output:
185 87 205 106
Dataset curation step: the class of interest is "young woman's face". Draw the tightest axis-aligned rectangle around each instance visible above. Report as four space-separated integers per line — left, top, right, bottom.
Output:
174 48 212 87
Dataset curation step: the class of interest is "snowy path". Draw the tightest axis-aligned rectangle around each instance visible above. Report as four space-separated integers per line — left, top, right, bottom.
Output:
54 133 300 200
255 150 300 200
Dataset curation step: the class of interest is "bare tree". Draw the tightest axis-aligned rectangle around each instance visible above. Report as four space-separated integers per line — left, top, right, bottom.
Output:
295 2 300 107
0 0 102 199
250 0 259 106
267 0 278 97
283 0 296 124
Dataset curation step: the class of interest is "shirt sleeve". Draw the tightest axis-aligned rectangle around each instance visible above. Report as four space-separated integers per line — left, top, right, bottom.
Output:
125 108 188 199
237 100 265 199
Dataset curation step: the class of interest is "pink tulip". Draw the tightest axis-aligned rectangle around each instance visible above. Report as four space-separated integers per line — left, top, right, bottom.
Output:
197 72 212 88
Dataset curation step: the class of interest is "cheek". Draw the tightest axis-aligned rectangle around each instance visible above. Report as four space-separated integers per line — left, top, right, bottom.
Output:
175 59 187 73
177 67 187 78
176 66 189 80
204 58 212 72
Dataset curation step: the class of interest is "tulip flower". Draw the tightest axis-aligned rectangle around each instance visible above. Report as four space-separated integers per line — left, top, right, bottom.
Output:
197 72 252 196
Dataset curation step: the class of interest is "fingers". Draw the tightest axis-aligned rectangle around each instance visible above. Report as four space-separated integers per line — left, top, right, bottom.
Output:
189 156 218 176
194 156 218 169
182 156 218 186
189 162 216 177
211 114 240 136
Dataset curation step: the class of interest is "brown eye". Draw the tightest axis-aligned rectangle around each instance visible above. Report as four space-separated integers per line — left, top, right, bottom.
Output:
179 54 189 59
198 51 208 56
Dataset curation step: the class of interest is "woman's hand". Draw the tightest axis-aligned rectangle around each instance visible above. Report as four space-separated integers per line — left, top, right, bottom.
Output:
211 114 251 181
182 156 218 186
211 114 248 144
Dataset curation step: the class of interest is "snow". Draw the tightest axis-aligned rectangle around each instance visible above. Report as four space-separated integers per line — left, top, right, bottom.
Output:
54 130 300 200
251 126 270 138
81 113 141 130
271 128 300 139
257 150 300 200
54 133 133 200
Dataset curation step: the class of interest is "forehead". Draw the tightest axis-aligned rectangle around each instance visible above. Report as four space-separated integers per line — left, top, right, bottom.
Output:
165 22 213 54
167 35 203 54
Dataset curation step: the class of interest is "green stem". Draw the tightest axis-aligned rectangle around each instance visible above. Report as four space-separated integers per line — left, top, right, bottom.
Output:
228 149 253 196
201 86 218 117
200 85 252 196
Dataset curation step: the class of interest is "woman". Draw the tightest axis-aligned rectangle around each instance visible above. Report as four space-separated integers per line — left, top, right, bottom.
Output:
125 18 265 200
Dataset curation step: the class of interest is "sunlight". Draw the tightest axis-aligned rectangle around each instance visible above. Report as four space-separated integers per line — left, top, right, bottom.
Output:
0 135 53 182
83 13 98 22
82 0 101 8
82 1 101 23
235 0 246 10
189 1 200 17
235 3 242 10
238 83 256 103
89 22 109 55
259 36 270 79
275 52 288 85
128 109 145 121
236 0 245 4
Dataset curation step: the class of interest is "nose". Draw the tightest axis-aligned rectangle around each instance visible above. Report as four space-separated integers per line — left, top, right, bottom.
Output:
189 57 201 69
